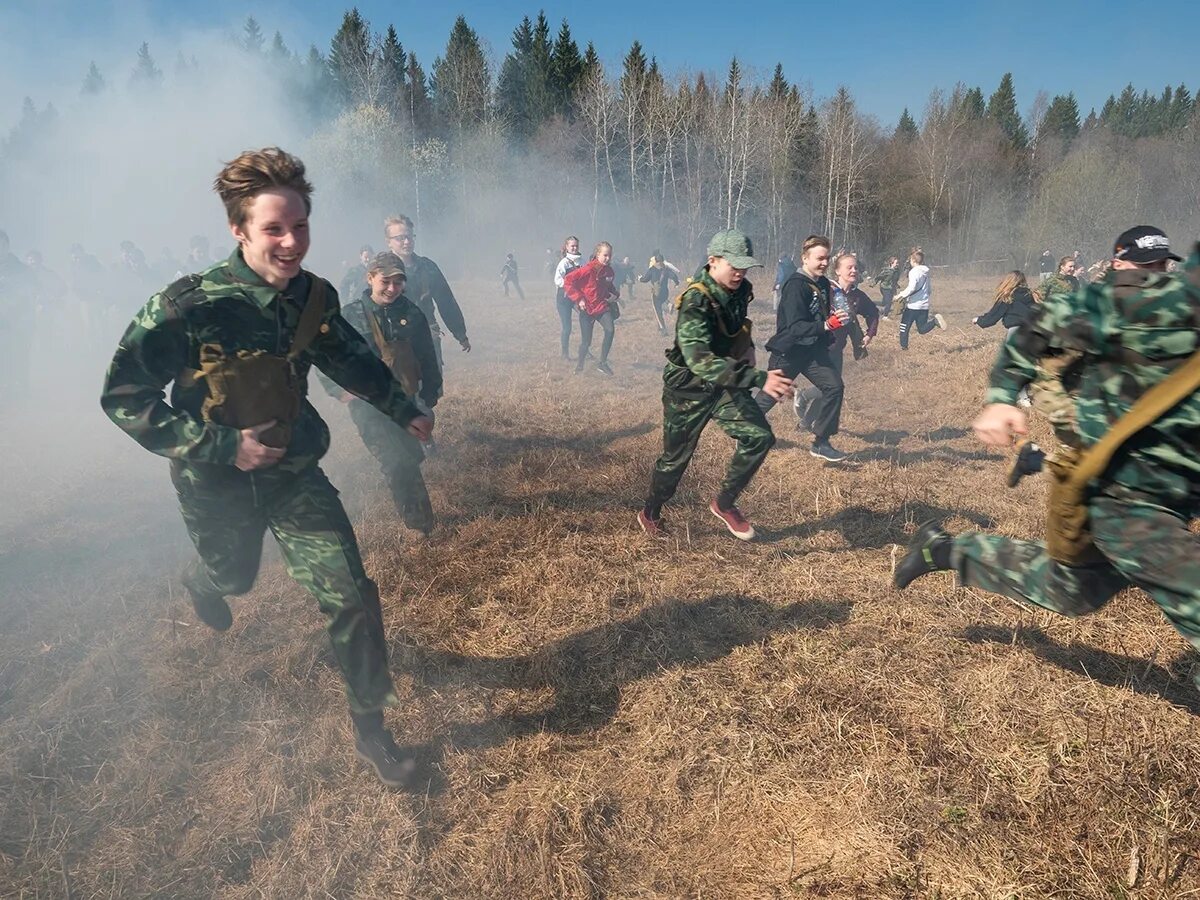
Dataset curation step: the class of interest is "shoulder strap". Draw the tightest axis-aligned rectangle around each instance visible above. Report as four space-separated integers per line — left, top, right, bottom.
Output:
1068 349 1200 491
287 276 328 360
674 280 711 310
363 301 388 354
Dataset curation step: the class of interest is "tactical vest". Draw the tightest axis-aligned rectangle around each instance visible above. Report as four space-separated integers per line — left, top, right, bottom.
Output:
673 280 755 361
1046 348 1200 564
363 304 422 397
177 277 327 449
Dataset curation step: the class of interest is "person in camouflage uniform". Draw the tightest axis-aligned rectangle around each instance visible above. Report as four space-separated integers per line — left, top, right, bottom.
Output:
639 229 793 541
383 215 470 372
100 148 431 788
329 251 441 534
338 244 373 301
895 226 1200 685
1038 255 1080 302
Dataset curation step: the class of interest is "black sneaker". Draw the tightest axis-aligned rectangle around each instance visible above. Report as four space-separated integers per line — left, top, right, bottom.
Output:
1006 441 1045 488
810 441 849 463
596 360 614 376
893 520 953 589
853 345 869 361
355 728 419 789
182 564 232 632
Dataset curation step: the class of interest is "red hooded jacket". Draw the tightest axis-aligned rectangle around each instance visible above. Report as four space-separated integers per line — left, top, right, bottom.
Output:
563 259 617 317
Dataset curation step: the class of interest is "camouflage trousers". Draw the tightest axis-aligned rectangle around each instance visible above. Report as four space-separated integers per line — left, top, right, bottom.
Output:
647 385 775 510
952 485 1200 652
349 400 433 533
171 460 398 713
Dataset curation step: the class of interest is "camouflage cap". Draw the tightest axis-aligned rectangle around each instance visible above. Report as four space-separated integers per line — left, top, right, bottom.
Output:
707 229 761 269
368 250 407 277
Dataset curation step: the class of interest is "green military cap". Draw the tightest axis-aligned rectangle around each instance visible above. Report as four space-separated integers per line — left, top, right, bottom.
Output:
368 251 406 277
707 229 761 269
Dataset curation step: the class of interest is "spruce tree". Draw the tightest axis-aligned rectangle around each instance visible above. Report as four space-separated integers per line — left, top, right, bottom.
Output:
985 73 1027 148
767 63 788 101
81 62 106 95
329 8 371 107
895 107 918 141
549 19 583 116
1039 93 1080 143
432 16 490 132
581 42 601 80
496 16 535 138
380 25 407 116
242 17 265 54
130 42 163 89
1168 84 1193 130
407 52 431 136
270 32 290 64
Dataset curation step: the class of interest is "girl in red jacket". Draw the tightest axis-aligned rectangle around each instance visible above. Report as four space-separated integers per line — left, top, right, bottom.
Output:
564 241 619 376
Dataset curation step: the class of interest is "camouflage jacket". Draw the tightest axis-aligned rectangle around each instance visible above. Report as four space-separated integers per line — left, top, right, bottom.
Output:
987 247 1200 505
1040 272 1078 301
403 254 468 343
663 266 766 393
101 249 422 475
338 289 442 407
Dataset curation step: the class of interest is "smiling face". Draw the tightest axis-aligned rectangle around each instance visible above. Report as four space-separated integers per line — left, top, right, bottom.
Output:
229 188 309 289
367 270 405 305
802 244 830 278
565 237 579 255
595 245 612 266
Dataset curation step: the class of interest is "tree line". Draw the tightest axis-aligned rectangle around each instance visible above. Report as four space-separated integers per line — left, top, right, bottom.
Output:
4 9 1198 270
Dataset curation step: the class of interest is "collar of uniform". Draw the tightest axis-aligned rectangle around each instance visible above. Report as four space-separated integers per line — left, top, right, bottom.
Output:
223 247 300 309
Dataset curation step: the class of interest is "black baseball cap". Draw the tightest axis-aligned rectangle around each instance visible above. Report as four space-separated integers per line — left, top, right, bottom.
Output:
1113 226 1182 264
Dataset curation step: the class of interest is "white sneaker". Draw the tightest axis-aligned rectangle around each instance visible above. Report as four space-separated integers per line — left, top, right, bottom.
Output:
933 313 947 330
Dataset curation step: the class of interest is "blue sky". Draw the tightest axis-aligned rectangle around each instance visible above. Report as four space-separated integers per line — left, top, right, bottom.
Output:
3 0 1198 127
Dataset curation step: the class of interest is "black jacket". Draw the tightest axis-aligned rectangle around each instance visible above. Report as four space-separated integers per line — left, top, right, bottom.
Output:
764 270 833 356
975 286 1036 330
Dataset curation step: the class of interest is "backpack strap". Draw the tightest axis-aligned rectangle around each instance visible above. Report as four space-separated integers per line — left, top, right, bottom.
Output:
1067 349 1200 493
287 275 328 360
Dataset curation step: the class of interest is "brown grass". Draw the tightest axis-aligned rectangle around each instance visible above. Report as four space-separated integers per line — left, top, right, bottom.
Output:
2 274 1199 898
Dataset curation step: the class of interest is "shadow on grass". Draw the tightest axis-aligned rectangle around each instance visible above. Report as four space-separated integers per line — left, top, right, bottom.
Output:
960 623 1200 715
756 502 995 547
398 594 851 762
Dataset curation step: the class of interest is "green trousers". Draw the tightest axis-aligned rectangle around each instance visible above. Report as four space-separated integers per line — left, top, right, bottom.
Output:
348 399 433 533
953 485 1200 651
647 385 775 510
172 461 397 713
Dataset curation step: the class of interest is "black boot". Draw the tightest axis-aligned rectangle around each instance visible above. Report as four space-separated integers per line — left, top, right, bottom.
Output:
351 711 419 789
893 520 953 589
181 561 232 632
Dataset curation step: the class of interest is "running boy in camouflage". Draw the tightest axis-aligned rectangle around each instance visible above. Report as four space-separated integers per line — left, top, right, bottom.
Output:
639 229 793 541
101 148 431 788
894 226 1200 687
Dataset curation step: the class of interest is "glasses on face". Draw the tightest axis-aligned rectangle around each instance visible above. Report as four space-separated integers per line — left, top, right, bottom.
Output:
387 232 413 243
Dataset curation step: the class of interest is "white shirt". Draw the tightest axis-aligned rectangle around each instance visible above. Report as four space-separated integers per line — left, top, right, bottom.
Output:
554 254 582 287
897 264 931 309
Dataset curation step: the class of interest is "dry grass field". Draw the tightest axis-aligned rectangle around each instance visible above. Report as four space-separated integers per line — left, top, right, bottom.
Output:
2 271 1199 899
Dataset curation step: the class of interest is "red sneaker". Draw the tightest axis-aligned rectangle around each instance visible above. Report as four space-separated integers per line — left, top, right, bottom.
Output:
637 509 666 537
709 500 756 541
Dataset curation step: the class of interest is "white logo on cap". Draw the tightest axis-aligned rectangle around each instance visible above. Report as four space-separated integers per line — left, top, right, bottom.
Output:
1136 235 1170 251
